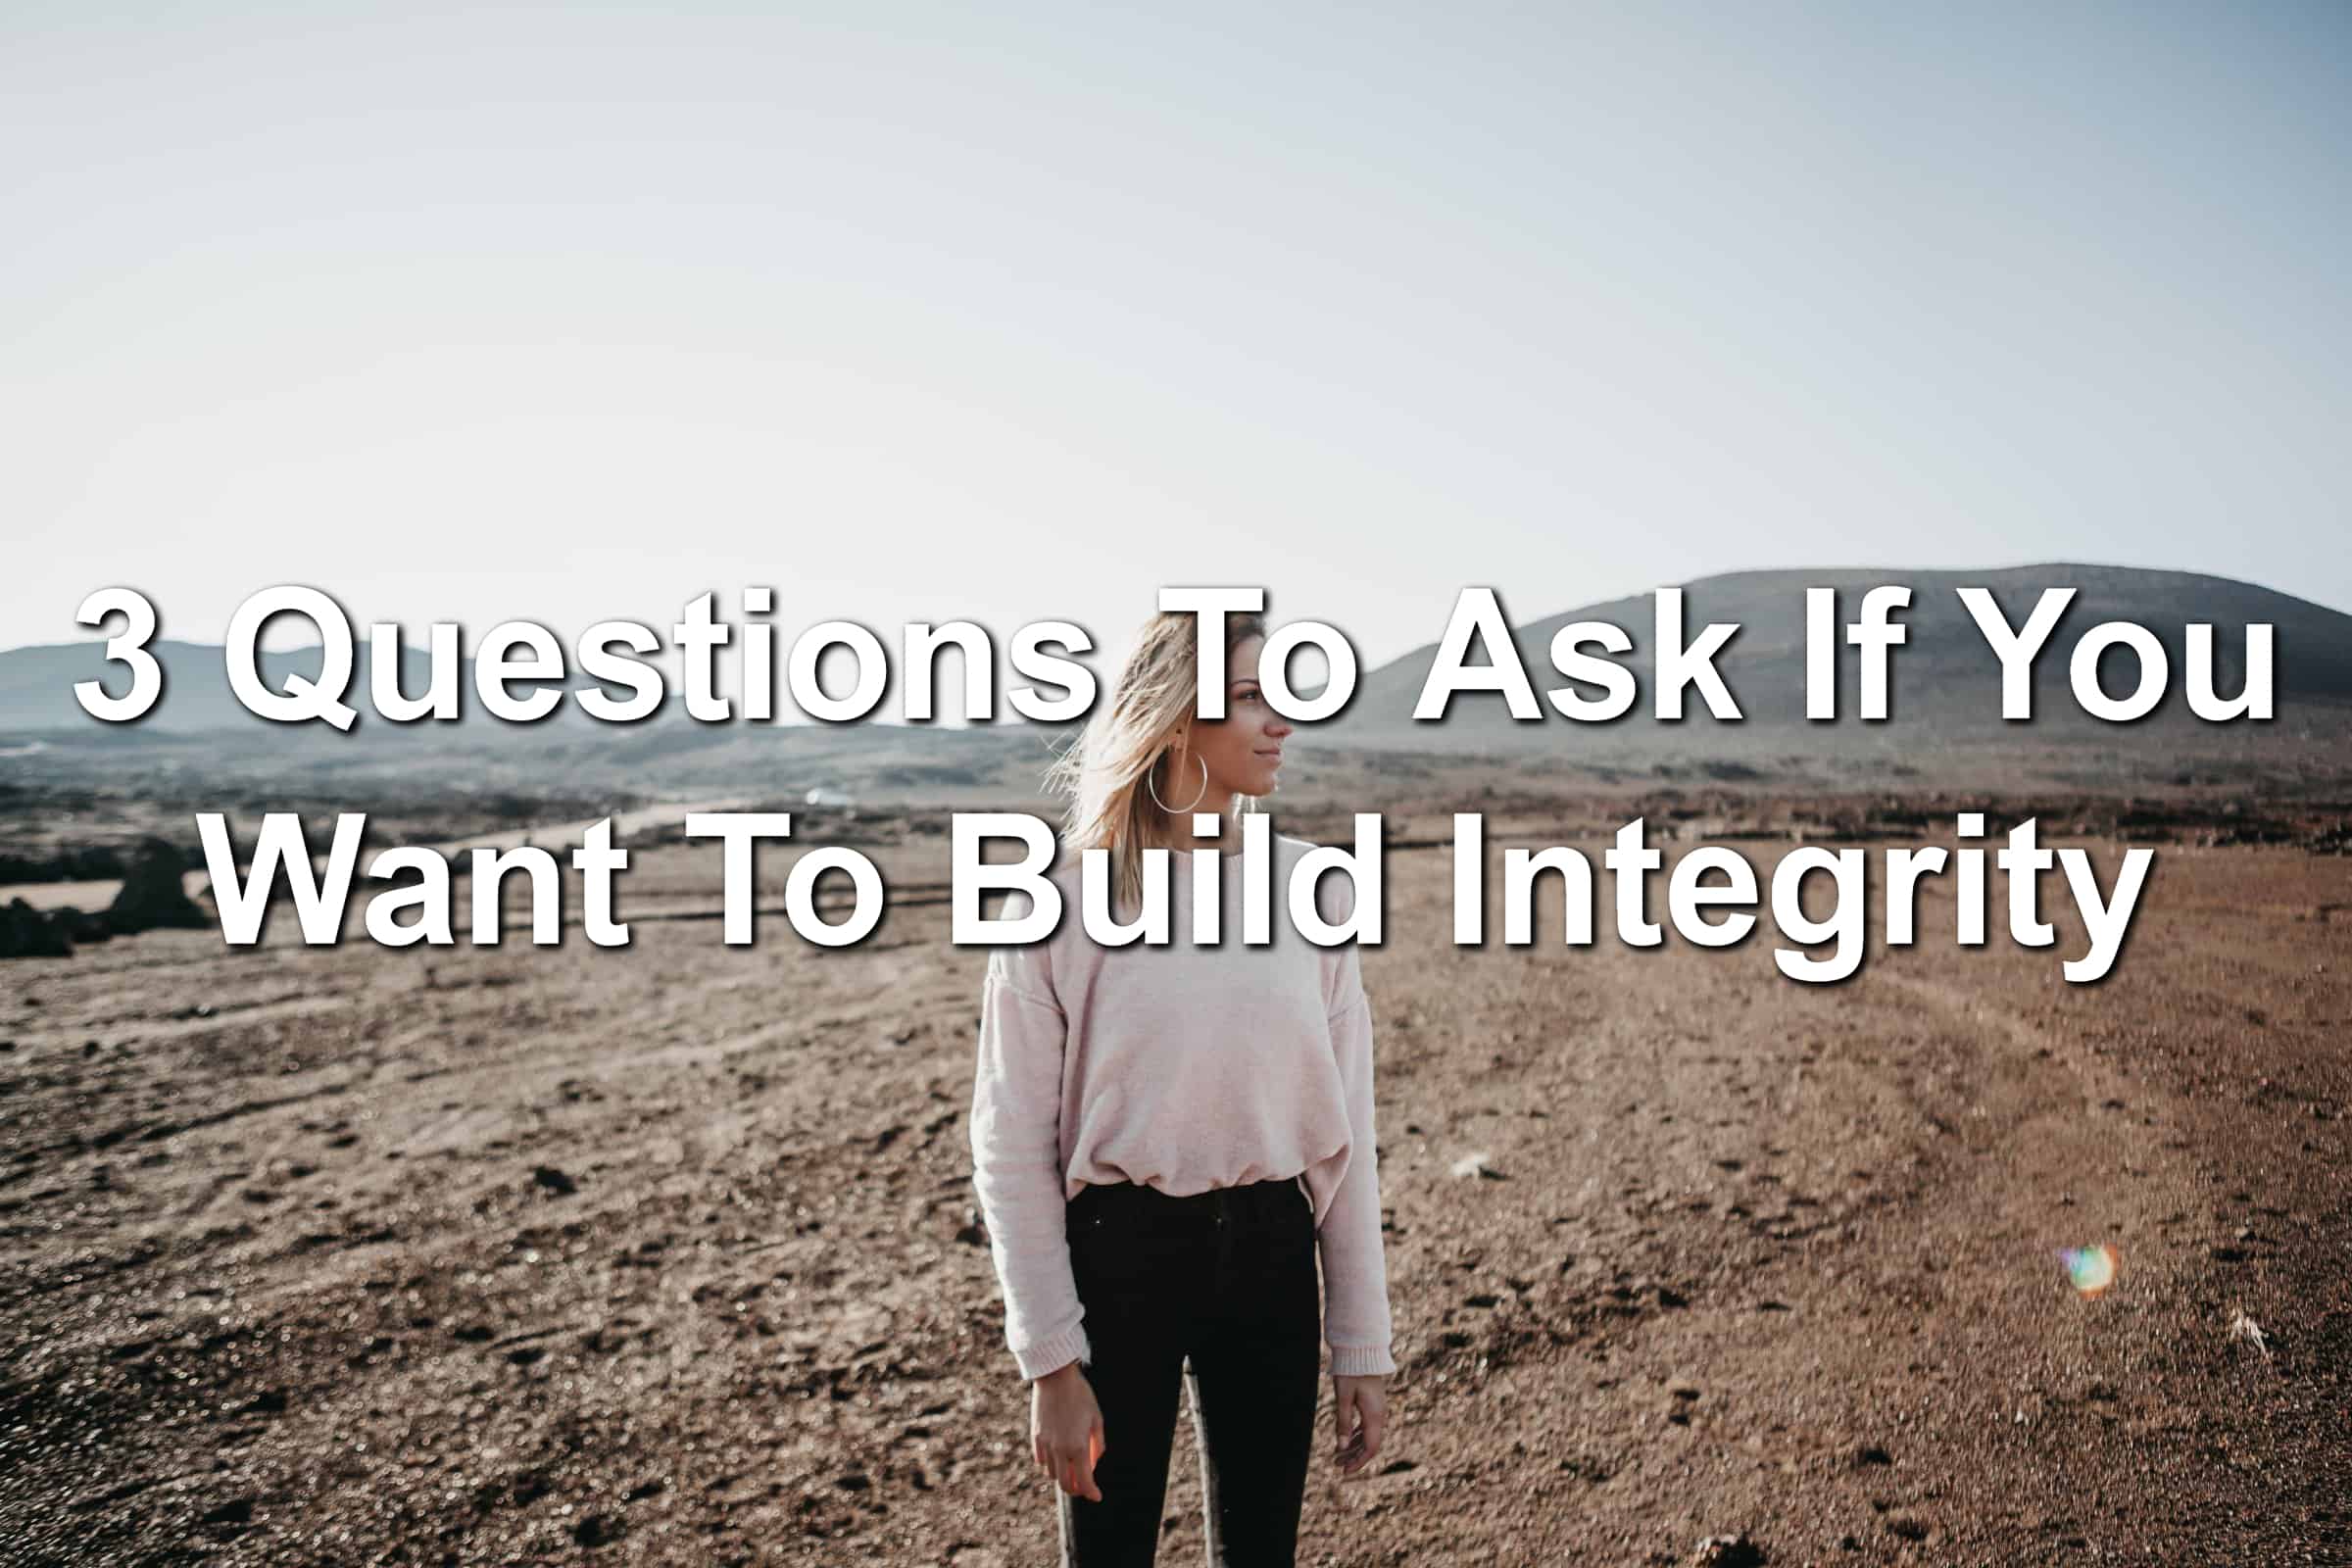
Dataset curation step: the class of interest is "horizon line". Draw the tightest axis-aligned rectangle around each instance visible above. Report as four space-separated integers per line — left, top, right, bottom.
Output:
2 560 2344 662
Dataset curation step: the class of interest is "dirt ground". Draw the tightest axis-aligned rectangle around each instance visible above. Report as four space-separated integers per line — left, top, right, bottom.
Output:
2 804 2347 1566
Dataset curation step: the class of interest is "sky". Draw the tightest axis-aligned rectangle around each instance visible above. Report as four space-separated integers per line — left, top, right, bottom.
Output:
4 1 2348 690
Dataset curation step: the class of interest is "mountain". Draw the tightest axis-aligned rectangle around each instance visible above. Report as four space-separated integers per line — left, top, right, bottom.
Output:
1 566 2345 797
0 638 513 735
0 636 1060 739
1324 565 2352 770
0 634 1074 803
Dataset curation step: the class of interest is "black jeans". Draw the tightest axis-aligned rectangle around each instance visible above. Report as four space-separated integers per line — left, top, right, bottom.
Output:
1056 1175 1322 1568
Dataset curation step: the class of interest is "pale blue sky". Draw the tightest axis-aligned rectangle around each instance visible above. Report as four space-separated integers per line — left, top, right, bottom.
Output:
4 1 2347 676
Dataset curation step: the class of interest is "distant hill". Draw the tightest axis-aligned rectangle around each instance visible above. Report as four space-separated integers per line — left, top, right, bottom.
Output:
0 633 1074 806
0 638 515 734
0 635 1050 739
1 565 2346 798
1326 564 2352 769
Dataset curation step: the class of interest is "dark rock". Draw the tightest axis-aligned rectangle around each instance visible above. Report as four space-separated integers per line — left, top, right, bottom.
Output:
1693 1534 1765 1567
199 1497 255 1526
54 906 113 944
108 839 209 935
1 898 73 959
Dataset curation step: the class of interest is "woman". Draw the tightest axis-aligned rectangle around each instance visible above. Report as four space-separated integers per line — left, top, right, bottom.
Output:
969 609 1396 1567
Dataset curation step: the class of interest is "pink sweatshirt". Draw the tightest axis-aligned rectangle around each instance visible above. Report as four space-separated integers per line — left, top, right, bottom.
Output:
968 831 1397 1383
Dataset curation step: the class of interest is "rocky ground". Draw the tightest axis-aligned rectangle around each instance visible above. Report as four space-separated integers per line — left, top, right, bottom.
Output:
1 797 2346 1565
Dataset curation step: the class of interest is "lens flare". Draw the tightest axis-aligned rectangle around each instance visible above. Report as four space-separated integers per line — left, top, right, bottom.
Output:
2058 1245 2119 1298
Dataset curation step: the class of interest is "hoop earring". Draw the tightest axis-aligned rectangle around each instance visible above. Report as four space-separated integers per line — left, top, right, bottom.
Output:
1147 753 1210 814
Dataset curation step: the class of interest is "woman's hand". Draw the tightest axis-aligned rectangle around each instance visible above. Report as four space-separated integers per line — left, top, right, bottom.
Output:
1331 1374 1388 1475
1031 1361 1106 1500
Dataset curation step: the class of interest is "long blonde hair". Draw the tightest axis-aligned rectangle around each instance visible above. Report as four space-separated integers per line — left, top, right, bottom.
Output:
1044 609 1268 912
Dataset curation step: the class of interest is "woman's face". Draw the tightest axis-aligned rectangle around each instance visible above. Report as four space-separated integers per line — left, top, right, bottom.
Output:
1183 634 1294 803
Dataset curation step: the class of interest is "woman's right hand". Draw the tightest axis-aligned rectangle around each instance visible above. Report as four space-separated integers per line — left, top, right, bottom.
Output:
1030 1361 1105 1500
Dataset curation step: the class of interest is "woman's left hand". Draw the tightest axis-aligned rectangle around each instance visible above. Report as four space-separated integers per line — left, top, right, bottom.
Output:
1331 1374 1387 1475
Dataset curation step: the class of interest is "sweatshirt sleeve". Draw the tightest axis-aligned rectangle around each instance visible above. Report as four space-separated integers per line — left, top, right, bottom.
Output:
1319 939 1398 1377
969 934 1091 1383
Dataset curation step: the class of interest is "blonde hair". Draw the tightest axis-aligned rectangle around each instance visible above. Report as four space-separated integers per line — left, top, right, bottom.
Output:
1044 609 1268 912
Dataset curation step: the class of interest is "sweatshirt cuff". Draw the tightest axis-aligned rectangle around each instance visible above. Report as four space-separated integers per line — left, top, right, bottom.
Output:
1014 1318 1093 1384
1328 1342 1396 1378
